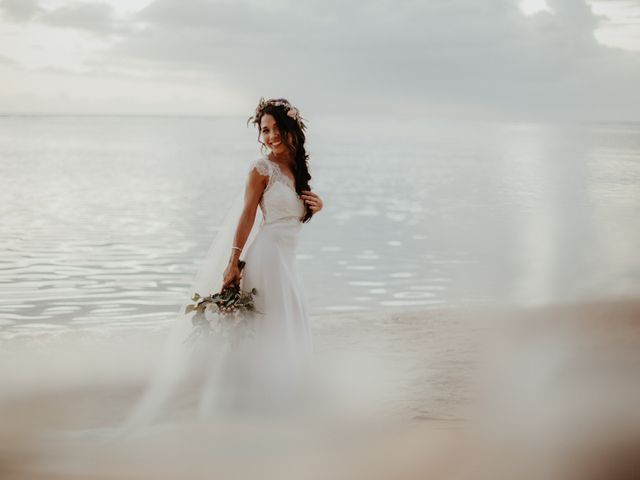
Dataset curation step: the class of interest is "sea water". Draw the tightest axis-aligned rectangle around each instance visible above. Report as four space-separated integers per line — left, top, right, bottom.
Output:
0 115 639 337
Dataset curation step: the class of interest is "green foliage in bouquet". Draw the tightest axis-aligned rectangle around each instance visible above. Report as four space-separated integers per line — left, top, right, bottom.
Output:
183 260 260 346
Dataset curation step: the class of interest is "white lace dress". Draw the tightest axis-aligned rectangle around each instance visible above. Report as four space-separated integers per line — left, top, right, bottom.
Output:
207 155 313 414
119 155 314 429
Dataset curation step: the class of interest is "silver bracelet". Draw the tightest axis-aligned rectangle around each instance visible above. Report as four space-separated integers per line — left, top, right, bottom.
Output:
231 246 242 252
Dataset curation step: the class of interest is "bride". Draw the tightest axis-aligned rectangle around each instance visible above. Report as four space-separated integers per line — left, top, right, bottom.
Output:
119 97 323 432
216 97 324 412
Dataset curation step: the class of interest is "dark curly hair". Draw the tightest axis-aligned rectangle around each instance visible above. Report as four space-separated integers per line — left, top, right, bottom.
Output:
247 97 313 223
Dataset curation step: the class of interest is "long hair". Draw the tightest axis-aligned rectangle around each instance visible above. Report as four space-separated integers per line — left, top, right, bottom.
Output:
247 98 314 223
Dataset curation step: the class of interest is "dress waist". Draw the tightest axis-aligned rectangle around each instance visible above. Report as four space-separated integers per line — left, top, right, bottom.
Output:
261 216 302 228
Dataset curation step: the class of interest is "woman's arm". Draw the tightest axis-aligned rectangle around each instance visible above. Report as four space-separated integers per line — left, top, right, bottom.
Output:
221 168 267 289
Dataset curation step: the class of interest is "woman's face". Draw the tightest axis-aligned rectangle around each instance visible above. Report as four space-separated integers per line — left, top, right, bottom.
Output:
260 113 290 156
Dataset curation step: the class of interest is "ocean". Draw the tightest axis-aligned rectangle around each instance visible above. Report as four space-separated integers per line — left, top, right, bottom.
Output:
1 115 639 337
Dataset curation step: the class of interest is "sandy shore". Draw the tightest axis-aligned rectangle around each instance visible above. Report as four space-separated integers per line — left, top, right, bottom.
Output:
1 298 639 479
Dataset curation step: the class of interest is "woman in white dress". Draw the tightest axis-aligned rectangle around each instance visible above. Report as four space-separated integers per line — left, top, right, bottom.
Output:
213 97 324 412
119 98 323 431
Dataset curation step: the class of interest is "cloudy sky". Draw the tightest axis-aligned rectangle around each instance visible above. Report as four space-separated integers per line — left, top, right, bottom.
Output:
1 0 639 120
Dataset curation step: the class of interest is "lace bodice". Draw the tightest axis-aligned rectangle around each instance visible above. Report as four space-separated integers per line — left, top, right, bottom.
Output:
250 156 305 225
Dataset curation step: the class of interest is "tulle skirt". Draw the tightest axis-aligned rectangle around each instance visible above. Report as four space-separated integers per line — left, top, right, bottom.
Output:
198 217 313 416
119 217 314 433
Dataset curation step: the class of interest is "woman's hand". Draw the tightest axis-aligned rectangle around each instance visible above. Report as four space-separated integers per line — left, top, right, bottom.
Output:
301 190 323 214
222 261 242 290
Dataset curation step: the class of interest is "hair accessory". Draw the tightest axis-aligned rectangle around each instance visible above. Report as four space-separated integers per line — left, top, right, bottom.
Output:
247 97 307 131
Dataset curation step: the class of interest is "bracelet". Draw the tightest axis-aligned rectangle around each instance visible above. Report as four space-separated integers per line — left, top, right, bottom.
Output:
231 246 242 253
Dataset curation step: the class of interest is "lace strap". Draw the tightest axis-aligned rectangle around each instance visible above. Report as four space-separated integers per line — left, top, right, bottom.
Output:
248 157 278 192
249 157 272 177
248 156 294 190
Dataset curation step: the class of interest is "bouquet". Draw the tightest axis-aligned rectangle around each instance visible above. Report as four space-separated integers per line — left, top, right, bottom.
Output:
183 260 260 346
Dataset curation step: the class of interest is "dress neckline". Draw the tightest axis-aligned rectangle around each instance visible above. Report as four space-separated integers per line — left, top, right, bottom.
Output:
263 154 296 189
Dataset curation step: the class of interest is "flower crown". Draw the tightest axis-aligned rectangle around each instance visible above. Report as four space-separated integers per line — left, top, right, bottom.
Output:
247 97 307 131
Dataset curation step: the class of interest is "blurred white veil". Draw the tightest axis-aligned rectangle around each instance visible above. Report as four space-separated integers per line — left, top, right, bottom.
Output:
110 176 262 440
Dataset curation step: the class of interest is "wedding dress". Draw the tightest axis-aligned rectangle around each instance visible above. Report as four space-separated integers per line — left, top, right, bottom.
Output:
117 154 314 434
208 155 314 414
240 155 313 360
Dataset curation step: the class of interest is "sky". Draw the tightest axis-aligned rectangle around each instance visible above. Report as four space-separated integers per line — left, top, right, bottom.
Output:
1 0 639 120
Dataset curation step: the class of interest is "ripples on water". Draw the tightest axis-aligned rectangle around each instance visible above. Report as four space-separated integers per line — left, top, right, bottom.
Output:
1 116 639 337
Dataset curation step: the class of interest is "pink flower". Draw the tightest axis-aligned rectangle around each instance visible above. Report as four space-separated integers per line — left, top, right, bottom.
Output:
287 107 298 119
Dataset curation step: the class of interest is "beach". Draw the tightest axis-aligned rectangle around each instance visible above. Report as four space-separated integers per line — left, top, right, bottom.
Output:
1 298 639 479
2 0 640 475
1 116 638 477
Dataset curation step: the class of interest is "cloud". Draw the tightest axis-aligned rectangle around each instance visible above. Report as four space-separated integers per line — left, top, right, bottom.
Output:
1 0 130 35
588 0 640 50
39 1 120 34
0 0 41 22
0 54 17 64
93 0 639 119
0 0 639 118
